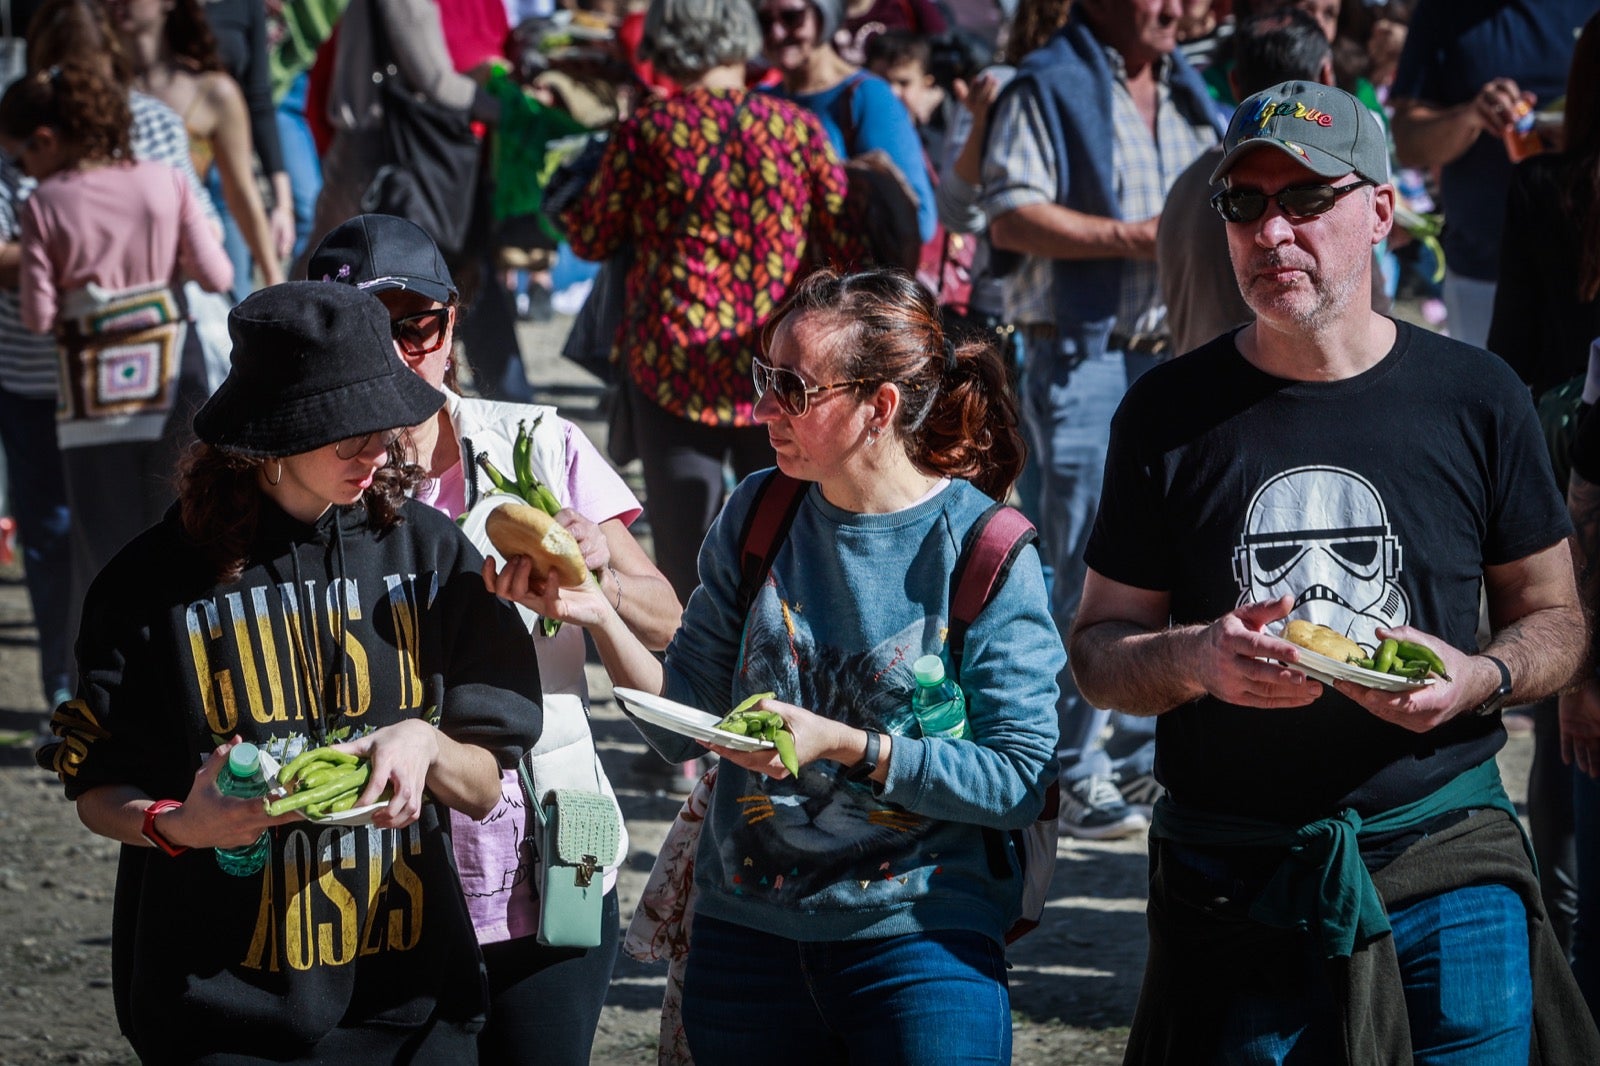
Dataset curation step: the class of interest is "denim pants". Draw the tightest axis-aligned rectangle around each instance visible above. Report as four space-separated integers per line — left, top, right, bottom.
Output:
276 73 323 265
1019 333 1156 781
1571 766 1600 1019
0 384 72 702
1216 882 1532 1064
681 913 1011 1065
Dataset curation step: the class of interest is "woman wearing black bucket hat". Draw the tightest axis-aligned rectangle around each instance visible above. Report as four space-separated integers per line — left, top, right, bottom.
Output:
35 281 543 1063
310 212 680 1066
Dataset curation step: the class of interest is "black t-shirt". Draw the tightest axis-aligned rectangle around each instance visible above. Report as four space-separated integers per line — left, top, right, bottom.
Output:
1574 402 1600 484
1085 321 1571 822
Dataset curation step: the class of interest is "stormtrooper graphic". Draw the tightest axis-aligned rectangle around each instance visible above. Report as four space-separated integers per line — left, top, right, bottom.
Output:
1232 465 1408 650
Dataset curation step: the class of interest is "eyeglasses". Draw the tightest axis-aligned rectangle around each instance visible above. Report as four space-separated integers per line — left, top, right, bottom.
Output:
334 429 403 460
757 7 810 34
752 356 875 417
389 307 452 357
1210 179 1376 224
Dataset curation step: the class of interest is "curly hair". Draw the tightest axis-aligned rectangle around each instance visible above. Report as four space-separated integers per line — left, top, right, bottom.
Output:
25 0 133 86
1001 0 1073 65
177 439 424 584
0 61 131 164
640 0 761 82
762 269 1025 502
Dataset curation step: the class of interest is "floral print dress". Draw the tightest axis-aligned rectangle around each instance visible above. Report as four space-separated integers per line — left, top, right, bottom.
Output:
563 87 858 427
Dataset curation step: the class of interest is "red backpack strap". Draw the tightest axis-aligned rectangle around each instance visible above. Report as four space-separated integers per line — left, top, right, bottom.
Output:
947 502 1037 683
734 470 809 619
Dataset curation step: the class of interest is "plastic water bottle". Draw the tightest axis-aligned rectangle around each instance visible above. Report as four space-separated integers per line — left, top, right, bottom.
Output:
216 742 270 877
911 655 970 740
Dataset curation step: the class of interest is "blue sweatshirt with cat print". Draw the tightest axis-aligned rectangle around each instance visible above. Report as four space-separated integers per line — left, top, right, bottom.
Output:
644 473 1062 945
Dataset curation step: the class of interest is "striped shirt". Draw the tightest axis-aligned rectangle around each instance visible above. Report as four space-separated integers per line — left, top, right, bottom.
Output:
0 91 217 399
980 49 1216 334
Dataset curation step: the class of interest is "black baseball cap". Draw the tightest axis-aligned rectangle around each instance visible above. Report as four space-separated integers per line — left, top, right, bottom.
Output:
307 214 459 305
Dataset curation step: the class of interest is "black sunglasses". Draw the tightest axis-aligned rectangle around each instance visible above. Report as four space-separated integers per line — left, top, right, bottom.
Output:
757 7 810 34
334 428 404 460
752 356 875 417
1211 179 1376 224
389 307 452 356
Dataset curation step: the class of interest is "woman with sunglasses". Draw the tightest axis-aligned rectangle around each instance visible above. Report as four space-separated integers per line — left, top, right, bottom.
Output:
35 281 543 1062
562 0 859 606
753 0 936 243
309 212 679 1066
489 269 1062 1064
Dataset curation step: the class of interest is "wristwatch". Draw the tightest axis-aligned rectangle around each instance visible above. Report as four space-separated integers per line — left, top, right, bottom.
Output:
1471 655 1513 718
847 731 882 782
141 799 188 857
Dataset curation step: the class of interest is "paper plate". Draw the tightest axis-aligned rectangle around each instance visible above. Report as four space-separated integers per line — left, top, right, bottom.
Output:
612 688 776 752
1272 634 1437 693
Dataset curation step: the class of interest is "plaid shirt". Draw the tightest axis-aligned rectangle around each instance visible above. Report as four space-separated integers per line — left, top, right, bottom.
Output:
981 49 1216 334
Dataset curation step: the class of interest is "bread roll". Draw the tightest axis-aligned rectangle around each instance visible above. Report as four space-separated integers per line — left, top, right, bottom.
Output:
485 502 591 588
1283 619 1364 662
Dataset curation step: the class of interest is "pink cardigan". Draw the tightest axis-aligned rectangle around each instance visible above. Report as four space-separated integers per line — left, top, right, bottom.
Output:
19 159 233 333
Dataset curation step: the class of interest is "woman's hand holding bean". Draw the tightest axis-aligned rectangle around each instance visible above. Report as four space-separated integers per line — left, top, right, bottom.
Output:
704 699 854 779
340 719 440 829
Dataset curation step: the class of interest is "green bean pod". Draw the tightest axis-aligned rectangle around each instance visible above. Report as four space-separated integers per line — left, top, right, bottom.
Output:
513 421 535 498
266 766 371 816
771 729 800 778
1372 638 1400 674
277 745 358 786
1395 640 1451 680
476 453 518 495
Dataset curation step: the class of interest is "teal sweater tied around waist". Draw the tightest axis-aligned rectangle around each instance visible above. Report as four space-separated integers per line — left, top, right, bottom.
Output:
1149 758 1524 959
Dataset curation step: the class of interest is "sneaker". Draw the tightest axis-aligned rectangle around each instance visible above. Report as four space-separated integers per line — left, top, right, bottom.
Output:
1113 767 1164 817
1058 774 1149 840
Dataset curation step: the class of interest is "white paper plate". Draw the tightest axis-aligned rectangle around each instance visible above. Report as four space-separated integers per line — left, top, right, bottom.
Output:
1271 631 1437 693
260 750 386 826
612 688 776 752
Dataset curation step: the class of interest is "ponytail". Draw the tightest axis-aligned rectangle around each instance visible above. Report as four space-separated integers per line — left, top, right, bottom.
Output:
0 61 130 165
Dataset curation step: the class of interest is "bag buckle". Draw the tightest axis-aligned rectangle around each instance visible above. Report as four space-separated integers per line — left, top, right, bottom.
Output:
575 854 598 888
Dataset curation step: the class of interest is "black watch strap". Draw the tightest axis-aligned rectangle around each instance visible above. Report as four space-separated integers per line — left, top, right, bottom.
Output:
847 731 881 782
1473 655 1512 717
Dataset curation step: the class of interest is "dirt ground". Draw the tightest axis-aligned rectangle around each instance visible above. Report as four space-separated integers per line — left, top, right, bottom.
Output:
0 311 1537 1065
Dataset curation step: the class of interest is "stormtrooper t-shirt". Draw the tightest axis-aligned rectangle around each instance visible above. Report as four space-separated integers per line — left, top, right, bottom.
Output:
1085 320 1570 821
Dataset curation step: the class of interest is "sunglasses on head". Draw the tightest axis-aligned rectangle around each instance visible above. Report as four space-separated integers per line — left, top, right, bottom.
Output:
334 428 404 460
757 7 810 33
1210 179 1376 224
389 307 452 357
752 356 875 417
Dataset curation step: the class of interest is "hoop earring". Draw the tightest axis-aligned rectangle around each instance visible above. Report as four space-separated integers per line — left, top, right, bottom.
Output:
265 460 282 485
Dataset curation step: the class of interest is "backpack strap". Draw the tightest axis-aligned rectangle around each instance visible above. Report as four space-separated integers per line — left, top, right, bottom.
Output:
947 502 1038 685
831 71 868 157
948 503 1039 884
733 470 809 619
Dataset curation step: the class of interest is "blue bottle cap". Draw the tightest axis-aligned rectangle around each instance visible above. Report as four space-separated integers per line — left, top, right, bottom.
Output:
913 654 945 686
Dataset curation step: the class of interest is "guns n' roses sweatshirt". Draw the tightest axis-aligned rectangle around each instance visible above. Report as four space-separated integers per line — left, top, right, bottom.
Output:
41 497 541 1061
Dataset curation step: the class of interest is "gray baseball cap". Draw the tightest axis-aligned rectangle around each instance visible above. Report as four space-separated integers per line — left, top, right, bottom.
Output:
1210 81 1390 186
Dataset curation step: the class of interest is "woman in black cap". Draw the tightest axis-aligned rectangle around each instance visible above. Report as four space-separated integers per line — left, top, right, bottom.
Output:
308 212 679 1066
35 281 542 1063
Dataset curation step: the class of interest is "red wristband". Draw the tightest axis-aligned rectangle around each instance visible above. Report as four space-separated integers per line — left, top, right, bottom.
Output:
141 799 188 857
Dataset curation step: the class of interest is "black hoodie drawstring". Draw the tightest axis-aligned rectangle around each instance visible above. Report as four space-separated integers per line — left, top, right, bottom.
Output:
287 508 356 745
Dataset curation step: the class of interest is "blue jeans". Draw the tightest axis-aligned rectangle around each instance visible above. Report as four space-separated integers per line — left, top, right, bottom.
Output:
1571 766 1600 1018
1019 333 1155 781
0 384 72 702
1220 883 1531 1064
276 73 323 265
682 913 1011 1065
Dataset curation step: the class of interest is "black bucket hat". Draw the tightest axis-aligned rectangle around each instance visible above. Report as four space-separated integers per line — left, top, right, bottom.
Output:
307 213 458 305
193 282 445 458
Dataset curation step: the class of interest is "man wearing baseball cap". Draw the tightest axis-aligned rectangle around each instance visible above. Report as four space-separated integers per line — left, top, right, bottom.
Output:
1070 81 1598 1061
